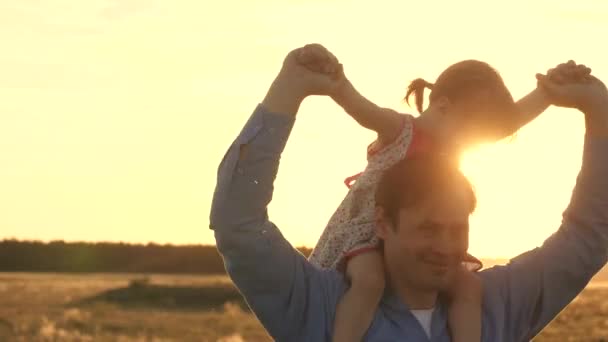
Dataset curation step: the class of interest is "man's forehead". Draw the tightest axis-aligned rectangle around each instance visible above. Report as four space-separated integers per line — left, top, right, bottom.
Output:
418 198 471 227
400 201 470 228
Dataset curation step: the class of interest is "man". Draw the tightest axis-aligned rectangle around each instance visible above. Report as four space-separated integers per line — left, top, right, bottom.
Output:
209 44 608 341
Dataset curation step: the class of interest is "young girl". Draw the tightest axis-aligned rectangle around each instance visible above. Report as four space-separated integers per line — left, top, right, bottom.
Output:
298 48 554 342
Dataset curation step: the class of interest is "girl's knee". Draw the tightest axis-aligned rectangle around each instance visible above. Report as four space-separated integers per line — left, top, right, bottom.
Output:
345 251 386 294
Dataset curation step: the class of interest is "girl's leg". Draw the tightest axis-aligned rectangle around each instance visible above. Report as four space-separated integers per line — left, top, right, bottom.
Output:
333 250 385 342
447 266 483 342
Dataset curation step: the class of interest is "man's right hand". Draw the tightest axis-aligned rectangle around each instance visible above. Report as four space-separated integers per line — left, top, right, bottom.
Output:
537 62 608 138
262 44 343 115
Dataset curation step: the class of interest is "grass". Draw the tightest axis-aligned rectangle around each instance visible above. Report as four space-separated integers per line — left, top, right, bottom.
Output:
0 273 267 342
0 273 606 341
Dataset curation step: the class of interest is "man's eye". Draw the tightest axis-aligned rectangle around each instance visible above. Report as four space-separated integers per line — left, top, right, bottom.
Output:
451 225 468 238
420 223 439 233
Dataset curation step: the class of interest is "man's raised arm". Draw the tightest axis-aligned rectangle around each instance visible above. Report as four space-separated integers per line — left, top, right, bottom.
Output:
480 64 608 341
209 45 344 341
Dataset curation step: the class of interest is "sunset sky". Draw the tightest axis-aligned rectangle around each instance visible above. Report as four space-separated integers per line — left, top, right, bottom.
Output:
0 0 606 258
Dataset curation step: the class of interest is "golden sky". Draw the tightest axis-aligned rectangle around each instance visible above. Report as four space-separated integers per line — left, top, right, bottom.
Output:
0 0 606 258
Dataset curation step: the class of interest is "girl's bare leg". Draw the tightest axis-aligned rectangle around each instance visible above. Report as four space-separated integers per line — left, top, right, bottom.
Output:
333 250 386 342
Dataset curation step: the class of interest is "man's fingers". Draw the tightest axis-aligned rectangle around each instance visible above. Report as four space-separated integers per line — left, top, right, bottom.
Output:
294 47 320 68
298 44 342 76
300 47 327 69
547 68 567 84
537 73 565 98
572 65 592 82
296 49 313 64
576 64 591 72
548 60 593 84
306 62 326 74
554 62 575 75
575 64 592 76
331 63 344 80
308 45 330 61
303 44 340 67
324 48 339 67
558 61 578 71
553 63 576 81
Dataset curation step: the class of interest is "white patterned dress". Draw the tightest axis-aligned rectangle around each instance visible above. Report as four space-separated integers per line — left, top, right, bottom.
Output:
308 114 482 272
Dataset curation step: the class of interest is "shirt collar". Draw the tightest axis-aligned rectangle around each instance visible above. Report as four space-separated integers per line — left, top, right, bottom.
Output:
380 287 450 337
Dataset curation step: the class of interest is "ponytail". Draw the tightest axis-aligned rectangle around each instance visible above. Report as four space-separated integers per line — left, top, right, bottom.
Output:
405 78 434 113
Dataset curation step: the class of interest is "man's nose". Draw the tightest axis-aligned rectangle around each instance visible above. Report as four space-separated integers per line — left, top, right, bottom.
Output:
431 230 460 256
427 251 450 264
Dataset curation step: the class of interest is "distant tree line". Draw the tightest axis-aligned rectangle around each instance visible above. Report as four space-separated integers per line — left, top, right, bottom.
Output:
0 239 312 274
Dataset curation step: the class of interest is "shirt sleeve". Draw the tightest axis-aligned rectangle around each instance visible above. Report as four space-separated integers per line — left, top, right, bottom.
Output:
479 135 608 341
209 104 344 341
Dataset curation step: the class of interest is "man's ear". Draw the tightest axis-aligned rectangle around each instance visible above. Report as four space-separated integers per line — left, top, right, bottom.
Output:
375 206 392 239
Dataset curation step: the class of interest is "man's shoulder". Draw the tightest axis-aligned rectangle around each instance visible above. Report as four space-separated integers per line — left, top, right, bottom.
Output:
313 264 348 296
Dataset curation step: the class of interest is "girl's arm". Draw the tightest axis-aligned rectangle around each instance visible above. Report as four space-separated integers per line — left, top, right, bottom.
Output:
333 78 551 143
331 76 403 146
296 51 402 145
512 87 551 133
331 79 552 145
511 66 594 135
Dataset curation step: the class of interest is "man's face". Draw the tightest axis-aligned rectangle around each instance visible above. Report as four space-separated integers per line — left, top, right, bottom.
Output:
377 186 471 292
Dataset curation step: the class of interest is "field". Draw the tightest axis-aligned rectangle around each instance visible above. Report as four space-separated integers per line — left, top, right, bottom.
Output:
0 273 606 341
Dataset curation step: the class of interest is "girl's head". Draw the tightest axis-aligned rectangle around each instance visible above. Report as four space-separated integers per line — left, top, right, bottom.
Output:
405 60 518 147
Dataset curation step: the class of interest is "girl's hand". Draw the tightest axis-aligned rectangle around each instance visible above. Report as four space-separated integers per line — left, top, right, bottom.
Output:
446 265 483 303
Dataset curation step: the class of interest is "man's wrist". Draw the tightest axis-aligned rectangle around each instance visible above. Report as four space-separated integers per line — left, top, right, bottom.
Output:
583 113 608 138
583 99 608 138
261 74 305 116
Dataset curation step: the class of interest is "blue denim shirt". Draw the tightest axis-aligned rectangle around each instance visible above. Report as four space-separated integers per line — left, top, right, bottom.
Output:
210 104 608 341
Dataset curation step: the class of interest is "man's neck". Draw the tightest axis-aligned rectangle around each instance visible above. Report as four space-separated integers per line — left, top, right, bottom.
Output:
390 276 438 310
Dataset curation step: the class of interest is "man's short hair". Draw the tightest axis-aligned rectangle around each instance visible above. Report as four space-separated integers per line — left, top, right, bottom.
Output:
375 154 477 227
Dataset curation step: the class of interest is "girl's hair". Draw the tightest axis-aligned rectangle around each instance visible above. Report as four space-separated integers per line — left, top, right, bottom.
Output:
375 154 476 227
404 60 517 133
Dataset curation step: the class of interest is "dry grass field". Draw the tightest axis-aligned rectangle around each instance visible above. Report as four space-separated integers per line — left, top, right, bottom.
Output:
0 273 606 341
